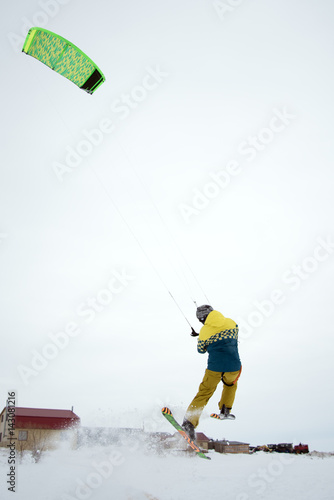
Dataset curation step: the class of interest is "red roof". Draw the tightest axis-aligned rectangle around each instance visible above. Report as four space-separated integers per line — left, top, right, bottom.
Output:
4 407 80 430
196 432 210 442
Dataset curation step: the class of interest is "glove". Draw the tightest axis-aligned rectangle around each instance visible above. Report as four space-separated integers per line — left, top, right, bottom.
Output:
190 328 199 337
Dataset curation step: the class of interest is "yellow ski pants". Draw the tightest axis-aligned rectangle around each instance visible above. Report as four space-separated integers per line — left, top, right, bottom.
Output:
185 368 241 428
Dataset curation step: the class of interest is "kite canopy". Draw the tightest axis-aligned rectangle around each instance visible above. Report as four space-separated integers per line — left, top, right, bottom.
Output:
22 27 105 94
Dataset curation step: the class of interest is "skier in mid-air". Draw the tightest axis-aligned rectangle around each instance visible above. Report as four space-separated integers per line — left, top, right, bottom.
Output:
182 305 242 440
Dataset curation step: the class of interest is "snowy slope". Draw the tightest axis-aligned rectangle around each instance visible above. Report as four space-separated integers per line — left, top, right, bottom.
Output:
0 444 333 500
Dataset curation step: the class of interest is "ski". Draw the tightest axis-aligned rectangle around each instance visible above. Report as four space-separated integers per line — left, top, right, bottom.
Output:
161 407 211 460
210 412 236 420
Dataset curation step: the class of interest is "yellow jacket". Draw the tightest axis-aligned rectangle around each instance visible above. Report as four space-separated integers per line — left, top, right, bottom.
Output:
197 310 241 372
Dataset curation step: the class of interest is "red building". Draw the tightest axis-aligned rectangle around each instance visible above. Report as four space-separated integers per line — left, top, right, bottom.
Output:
0 407 80 452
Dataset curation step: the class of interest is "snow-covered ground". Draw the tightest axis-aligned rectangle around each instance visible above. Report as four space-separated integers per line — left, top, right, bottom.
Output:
1 440 333 500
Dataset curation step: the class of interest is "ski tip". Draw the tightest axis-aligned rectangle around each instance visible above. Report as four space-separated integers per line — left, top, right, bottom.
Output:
197 451 211 460
162 407 172 415
210 413 220 419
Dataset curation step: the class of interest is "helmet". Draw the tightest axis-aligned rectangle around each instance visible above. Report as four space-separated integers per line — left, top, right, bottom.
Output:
196 305 213 323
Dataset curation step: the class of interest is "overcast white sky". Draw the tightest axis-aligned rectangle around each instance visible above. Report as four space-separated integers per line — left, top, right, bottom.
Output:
1 0 334 451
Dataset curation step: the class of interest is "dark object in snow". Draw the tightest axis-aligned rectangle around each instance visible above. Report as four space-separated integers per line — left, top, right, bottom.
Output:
294 443 309 454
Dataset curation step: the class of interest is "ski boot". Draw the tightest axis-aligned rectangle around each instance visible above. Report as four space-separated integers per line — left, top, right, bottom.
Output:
219 404 236 420
182 419 196 441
